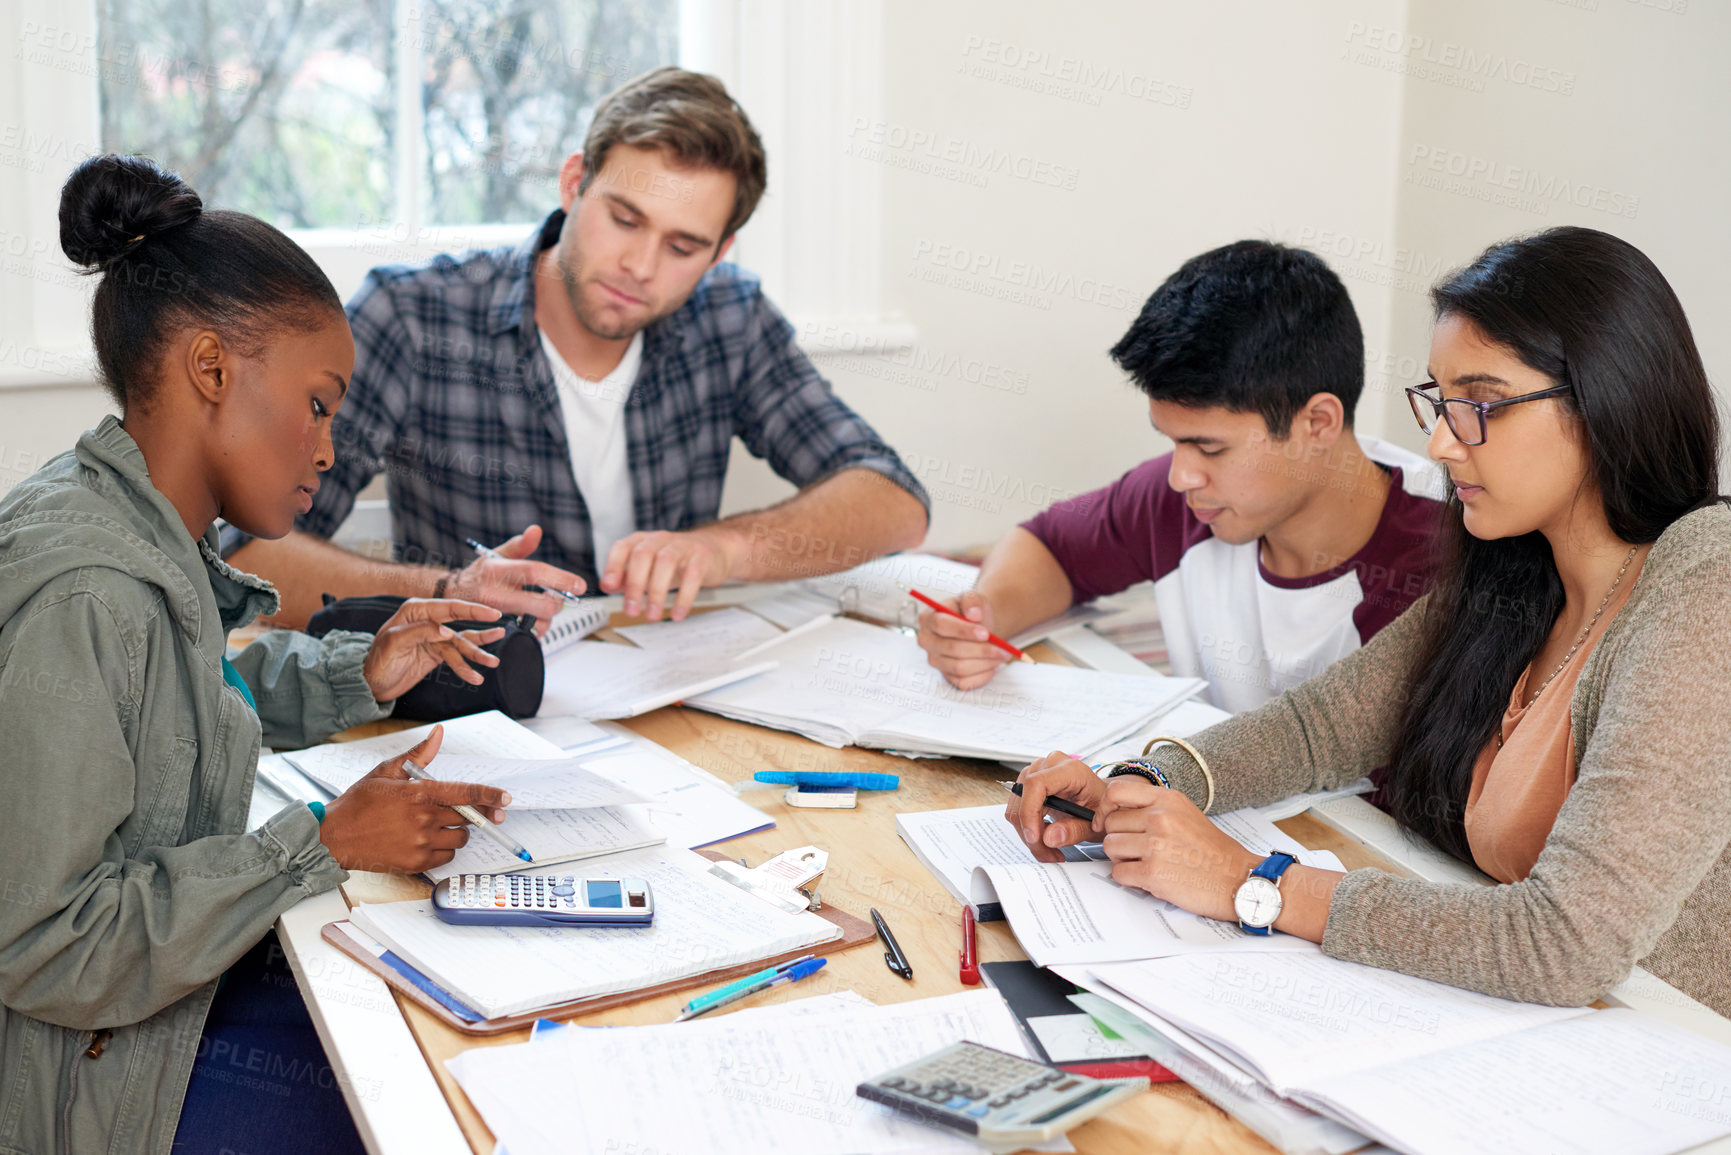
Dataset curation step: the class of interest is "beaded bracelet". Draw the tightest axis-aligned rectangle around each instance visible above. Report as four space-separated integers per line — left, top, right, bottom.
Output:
1101 759 1171 790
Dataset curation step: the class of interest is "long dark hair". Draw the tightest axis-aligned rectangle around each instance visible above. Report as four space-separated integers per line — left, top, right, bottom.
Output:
1385 226 1720 861
58 154 341 411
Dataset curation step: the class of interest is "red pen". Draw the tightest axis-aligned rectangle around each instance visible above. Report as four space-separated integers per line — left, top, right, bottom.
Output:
909 589 1032 662
959 905 981 985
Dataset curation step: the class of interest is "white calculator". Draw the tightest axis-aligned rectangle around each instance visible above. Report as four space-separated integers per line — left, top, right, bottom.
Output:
856 1040 1146 1153
431 874 654 927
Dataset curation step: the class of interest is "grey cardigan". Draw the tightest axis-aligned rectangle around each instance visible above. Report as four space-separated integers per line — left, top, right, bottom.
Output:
1154 502 1731 1017
0 417 389 1155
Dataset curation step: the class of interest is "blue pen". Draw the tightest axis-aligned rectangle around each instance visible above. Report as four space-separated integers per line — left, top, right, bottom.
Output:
402 758 532 864
674 956 827 1021
752 771 900 791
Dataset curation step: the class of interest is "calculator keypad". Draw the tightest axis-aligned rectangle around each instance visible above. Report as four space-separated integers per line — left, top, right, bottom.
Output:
857 1040 1140 1150
455 875 581 910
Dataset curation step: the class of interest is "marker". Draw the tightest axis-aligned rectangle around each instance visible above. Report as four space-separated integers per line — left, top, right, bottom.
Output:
751 771 900 791
871 908 913 980
674 955 827 1021
1001 780 1096 824
465 538 582 605
909 589 1031 662
959 905 980 986
402 758 533 864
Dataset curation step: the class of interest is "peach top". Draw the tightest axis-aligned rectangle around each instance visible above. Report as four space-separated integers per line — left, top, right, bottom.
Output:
1464 566 1642 883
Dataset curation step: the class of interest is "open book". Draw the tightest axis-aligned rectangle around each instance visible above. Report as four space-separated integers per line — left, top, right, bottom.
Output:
348 846 842 1019
686 616 1203 761
1088 953 1731 1155
896 802 1339 965
281 711 666 880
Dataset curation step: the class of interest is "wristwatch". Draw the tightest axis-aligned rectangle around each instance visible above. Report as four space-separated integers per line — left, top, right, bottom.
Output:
1234 851 1297 935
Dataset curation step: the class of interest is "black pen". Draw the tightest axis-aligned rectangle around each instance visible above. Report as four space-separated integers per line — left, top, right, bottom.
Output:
870 907 913 979
1002 780 1096 824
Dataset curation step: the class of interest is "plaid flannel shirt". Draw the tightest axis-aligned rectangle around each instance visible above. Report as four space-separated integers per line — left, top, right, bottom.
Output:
263 210 927 584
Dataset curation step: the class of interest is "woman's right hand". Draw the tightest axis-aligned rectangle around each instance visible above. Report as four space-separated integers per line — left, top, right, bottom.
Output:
1005 751 1111 862
317 727 512 874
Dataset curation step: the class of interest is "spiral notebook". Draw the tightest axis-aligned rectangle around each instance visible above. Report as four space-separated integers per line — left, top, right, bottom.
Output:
540 600 613 656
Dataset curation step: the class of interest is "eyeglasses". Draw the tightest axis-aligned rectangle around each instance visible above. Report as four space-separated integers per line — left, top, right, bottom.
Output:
1404 382 1572 447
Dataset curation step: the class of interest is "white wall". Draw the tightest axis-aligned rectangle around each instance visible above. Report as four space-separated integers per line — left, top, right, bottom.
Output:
1380 0 1731 458
5 0 1727 557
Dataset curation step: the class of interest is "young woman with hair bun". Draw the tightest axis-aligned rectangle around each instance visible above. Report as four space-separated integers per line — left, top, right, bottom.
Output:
0 154 521 1154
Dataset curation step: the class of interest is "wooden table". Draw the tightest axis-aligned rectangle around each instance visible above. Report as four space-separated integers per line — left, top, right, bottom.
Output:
330 701 1401 1155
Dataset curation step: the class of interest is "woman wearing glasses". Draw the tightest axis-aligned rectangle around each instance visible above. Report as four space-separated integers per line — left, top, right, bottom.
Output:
1009 225 1731 1016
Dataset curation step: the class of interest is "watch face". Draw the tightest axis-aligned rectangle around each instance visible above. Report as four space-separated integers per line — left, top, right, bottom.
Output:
1235 876 1283 928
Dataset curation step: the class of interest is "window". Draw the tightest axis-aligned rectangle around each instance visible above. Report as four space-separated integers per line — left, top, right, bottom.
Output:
95 0 678 231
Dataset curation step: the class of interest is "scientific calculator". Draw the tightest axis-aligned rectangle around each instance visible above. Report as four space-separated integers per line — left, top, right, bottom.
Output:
856 1040 1147 1153
431 874 654 927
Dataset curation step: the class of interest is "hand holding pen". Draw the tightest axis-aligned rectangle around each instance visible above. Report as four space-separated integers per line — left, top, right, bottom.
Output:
1004 751 1110 864
430 526 586 633
912 588 1029 693
316 726 525 874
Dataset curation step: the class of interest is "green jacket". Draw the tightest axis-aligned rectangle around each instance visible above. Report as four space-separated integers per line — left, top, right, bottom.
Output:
0 417 390 1155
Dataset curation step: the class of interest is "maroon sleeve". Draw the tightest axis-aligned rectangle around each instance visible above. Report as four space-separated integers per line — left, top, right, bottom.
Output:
1350 479 1445 643
1020 453 1209 604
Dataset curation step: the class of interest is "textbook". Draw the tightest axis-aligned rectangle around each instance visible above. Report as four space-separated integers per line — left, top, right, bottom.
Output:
895 801 1340 966
686 616 1203 761
1087 953 1731 1155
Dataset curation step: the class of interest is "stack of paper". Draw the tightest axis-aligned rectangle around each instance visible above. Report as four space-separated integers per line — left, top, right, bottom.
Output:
1079 953 1731 1155
895 801 1340 966
612 605 783 655
686 617 1203 761
538 639 777 720
447 989 1052 1155
348 846 842 1019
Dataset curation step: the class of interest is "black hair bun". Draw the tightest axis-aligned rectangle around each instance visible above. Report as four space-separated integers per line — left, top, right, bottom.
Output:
59 154 203 269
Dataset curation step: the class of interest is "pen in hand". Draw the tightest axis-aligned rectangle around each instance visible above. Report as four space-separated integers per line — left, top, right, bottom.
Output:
402 758 533 864
1001 779 1097 824
908 589 1032 663
464 538 582 605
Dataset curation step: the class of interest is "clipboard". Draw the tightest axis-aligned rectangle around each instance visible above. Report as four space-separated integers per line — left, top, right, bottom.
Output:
320 849 875 1035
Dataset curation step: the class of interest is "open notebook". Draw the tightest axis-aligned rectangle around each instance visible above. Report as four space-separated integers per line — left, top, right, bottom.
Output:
348 846 842 1019
538 600 613 656
1087 953 1731 1155
685 616 1203 761
281 711 665 880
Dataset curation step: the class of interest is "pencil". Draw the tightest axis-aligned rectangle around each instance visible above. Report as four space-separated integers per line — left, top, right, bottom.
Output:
908 588 1032 662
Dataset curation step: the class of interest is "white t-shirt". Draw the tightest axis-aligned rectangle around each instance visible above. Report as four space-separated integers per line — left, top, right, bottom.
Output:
1024 437 1448 714
539 329 643 566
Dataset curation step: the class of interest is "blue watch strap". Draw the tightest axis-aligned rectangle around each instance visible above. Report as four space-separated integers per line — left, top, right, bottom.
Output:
1240 851 1297 936
1251 851 1297 882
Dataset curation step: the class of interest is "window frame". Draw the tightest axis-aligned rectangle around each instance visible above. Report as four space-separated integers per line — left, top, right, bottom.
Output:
0 0 907 390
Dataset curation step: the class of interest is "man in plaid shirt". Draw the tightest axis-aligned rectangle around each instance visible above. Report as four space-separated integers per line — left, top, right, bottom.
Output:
232 68 928 628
